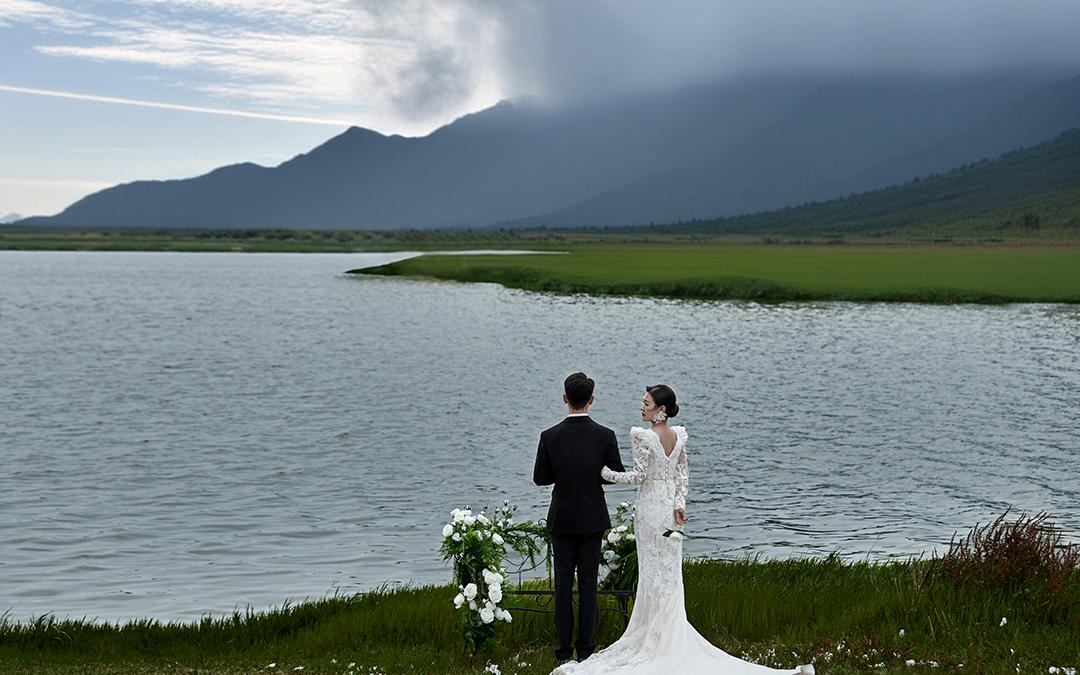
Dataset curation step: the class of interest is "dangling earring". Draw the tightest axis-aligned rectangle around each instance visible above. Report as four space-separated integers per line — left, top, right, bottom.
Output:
652 410 667 424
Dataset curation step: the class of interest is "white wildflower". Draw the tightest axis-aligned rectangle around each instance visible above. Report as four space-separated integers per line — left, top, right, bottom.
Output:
1000 616 1007 627
906 660 916 666
898 629 905 637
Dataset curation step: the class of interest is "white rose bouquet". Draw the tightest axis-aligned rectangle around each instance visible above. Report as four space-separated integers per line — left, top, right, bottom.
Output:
439 500 547 653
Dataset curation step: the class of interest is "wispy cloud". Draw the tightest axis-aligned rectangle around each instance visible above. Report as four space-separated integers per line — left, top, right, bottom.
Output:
0 177 113 189
3 0 505 130
0 84 353 125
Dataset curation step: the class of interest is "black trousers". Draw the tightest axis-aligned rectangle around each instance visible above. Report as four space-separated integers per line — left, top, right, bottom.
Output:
549 529 604 661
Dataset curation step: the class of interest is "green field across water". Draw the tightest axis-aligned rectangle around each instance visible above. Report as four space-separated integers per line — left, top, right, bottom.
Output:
352 244 1080 304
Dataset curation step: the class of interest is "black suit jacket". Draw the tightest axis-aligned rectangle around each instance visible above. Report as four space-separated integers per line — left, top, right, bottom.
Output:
533 416 626 534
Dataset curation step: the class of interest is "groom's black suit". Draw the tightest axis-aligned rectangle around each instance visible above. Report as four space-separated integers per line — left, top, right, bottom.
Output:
533 415 625 662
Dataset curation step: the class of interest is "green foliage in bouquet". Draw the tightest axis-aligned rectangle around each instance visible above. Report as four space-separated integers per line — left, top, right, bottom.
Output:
439 501 548 653
599 501 639 592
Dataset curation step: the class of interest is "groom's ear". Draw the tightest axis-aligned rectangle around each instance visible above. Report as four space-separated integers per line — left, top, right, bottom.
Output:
588 395 594 407
563 394 569 405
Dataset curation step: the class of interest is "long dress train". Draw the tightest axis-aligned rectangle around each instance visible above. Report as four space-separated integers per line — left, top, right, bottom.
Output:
553 426 813 675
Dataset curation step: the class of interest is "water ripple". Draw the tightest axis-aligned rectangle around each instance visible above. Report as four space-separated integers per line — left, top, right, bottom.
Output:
1 251 1078 622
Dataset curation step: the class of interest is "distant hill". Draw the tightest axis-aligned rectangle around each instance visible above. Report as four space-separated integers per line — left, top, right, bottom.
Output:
0 212 23 224
20 70 1080 230
659 128 1080 239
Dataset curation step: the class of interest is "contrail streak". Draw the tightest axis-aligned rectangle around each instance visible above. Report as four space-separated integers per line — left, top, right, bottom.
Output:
0 84 353 127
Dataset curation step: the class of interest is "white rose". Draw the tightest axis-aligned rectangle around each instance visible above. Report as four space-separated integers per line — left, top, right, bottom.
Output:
453 593 465 608
442 524 453 537
463 583 477 600
463 516 476 526
603 549 616 562
628 534 635 541
450 508 461 518
477 513 490 525
480 607 495 624
489 586 503 603
452 532 461 542
492 533 504 545
502 610 513 623
669 531 684 541
616 525 628 532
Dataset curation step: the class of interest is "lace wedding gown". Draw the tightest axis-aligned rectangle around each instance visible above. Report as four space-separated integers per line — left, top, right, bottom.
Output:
553 426 813 675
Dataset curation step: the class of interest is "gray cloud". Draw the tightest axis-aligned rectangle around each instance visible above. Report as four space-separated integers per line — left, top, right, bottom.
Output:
390 44 475 120
477 0 1080 106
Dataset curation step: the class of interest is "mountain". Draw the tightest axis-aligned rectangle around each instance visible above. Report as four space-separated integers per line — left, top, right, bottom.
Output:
0 212 23 224
21 70 1080 230
660 128 1080 238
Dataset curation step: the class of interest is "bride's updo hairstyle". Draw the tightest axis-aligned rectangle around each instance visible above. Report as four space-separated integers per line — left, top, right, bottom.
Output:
646 384 679 418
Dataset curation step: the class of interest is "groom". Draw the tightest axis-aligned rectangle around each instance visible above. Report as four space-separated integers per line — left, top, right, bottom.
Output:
533 372 626 664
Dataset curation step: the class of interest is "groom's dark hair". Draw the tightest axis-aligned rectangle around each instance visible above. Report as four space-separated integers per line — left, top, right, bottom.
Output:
564 372 595 409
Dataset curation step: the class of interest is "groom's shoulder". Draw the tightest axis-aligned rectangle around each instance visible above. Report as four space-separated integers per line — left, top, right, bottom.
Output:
592 419 616 435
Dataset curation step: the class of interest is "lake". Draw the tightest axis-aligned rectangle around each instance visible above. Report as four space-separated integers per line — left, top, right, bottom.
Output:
1 250 1077 623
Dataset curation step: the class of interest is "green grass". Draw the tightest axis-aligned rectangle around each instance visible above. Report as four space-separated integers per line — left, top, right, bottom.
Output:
351 244 1080 303
1 555 1077 674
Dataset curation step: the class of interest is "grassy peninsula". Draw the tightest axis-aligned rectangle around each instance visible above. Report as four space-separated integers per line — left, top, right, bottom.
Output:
3 513 1078 675
351 244 1080 304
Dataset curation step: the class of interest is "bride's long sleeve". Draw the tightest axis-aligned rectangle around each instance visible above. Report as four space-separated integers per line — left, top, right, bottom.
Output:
601 430 649 485
674 445 688 511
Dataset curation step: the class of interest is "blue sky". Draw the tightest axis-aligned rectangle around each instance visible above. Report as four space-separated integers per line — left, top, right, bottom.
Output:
3 0 1080 219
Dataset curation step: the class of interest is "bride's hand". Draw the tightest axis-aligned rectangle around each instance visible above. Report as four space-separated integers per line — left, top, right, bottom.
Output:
673 508 688 526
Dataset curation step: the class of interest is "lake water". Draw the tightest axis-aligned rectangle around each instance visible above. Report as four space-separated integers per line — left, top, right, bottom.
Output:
1 250 1078 623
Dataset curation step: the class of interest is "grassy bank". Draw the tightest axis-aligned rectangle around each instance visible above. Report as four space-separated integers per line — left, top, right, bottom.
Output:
2 554 1077 674
352 243 1080 303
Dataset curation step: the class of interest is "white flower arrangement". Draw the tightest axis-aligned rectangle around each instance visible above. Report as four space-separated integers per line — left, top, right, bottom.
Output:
599 501 638 590
439 501 544 653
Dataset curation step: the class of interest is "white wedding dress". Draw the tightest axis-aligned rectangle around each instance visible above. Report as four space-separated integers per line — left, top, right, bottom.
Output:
553 426 813 675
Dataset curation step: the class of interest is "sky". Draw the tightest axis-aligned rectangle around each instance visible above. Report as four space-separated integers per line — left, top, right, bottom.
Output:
2 0 1080 218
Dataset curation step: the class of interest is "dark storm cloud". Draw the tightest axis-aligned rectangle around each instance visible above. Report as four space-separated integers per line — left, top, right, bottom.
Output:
390 44 475 120
482 0 1080 105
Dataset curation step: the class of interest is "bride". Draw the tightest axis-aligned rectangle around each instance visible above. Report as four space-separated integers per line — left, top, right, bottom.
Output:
554 385 814 675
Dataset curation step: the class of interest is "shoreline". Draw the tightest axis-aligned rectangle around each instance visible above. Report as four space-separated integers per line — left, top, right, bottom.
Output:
2 554 1076 674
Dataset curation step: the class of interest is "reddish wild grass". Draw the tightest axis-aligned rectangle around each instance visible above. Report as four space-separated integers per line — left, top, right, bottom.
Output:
923 509 1080 621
